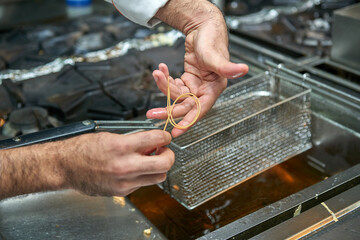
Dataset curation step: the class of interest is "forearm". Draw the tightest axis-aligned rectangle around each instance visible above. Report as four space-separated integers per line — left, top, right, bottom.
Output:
0 142 66 200
155 0 225 35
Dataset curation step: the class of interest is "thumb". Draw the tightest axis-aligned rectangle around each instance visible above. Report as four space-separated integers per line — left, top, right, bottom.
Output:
203 50 249 79
218 62 249 79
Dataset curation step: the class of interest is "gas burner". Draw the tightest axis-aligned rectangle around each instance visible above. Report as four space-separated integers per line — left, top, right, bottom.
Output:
2 107 52 138
296 29 332 47
0 86 13 117
0 14 141 69
0 28 184 139
225 0 349 56
0 12 185 140
307 18 330 32
74 32 114 54
294 17 332 48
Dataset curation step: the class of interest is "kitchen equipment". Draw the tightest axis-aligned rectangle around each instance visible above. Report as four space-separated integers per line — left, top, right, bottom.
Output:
331 3 360 70
0 120 158 149
159 67 312 209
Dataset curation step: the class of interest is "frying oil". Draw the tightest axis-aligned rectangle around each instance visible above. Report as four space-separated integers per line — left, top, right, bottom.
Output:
129 151 327 239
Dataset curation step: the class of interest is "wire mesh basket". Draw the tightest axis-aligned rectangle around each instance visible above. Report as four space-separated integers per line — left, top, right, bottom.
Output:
158 70 312 209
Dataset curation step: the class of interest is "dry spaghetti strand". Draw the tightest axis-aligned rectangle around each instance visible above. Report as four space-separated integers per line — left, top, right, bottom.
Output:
163 76 201 131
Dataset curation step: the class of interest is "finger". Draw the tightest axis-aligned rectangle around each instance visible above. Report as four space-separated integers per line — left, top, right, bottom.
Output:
167 97 195 119
146 97 195 119
219 62 249 79
115 147 174 178
111 147 174 182
146 107 167 119
124 130 172 153
153 70 184 100
171 95 216 137
158 63 170 77
171 108 199 137
113 173 168 194
181 72 202 93
175 78 190 94
174 78 185 87
158 63 188 90
113 186 140 197
148 94 209 137
201 49 249 79
139 147 175 174
153 70 170 96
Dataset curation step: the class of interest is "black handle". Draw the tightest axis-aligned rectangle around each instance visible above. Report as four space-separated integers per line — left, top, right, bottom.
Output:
0 120 96 150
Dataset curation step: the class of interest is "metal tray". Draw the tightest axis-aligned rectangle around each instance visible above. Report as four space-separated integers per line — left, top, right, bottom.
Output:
159 71 312 209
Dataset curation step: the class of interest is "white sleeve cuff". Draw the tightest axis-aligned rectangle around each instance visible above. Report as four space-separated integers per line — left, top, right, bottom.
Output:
105 0 169 27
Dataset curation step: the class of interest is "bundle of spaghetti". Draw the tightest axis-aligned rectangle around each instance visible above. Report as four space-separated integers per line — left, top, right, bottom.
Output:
163 76 201 131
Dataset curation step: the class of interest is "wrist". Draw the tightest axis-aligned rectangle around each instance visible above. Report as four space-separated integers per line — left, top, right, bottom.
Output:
40 141 68 190
155 0 224 35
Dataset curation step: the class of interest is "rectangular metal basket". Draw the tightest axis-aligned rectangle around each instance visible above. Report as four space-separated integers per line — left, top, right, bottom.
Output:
158 70 312 210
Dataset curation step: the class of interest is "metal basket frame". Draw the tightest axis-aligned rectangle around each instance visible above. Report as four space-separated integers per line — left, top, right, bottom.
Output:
158 70 312 210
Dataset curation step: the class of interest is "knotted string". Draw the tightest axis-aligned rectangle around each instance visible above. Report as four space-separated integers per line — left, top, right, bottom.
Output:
163 76 201 131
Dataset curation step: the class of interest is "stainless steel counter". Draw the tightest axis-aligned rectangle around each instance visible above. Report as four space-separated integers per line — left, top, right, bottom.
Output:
0 190 165 240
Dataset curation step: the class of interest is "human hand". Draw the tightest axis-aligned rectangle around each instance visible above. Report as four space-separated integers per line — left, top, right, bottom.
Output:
0 130 174 200
149 0 249 137
62 130 174 197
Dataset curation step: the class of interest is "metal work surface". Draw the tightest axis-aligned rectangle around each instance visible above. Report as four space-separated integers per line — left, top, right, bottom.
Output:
305 207 360 239
252 185 360 239
198 164 360 240
0 190 165 240
159 71 312 209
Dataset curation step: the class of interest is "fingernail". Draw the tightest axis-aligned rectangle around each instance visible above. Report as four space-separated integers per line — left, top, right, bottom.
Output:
154 76 158 82
232 72 244 78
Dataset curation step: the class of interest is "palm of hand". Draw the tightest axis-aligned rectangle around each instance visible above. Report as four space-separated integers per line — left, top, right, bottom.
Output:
147 27 248 137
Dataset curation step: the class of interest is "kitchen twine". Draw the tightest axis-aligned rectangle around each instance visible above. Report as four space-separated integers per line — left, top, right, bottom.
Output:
163 76 201 131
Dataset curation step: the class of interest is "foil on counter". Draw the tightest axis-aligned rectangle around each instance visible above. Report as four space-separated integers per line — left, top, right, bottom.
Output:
0 30 183 84
226 0 316 29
